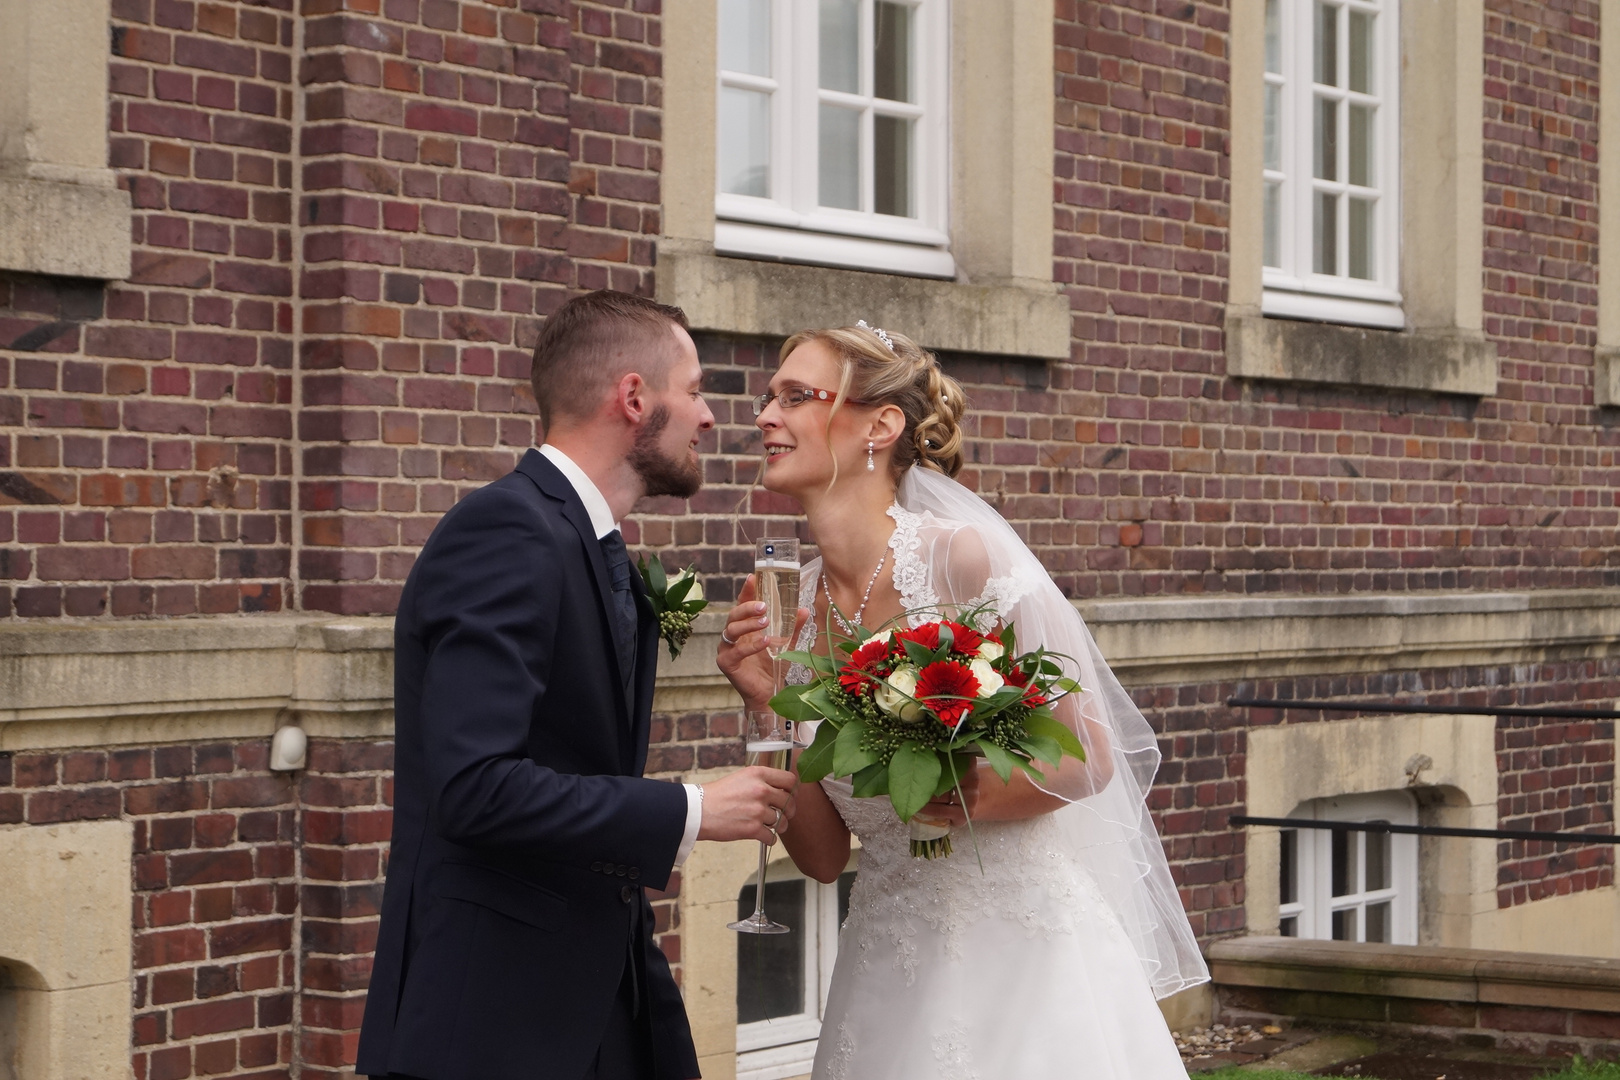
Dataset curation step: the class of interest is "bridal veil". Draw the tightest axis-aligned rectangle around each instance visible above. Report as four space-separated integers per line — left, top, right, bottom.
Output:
895 465 1210 1000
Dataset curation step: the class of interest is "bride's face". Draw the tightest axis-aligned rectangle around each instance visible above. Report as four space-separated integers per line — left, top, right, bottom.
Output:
756 340 866 497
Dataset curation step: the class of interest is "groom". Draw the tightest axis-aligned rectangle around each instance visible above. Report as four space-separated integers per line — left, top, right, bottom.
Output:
357 291 799 1080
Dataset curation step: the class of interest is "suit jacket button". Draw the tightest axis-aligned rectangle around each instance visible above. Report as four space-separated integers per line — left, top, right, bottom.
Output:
616 864 627 877
620 885 634 903
591 862 603 873
628 868 640 881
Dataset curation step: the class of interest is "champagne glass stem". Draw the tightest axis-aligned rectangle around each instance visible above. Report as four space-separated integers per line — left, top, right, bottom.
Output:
750 838 769 920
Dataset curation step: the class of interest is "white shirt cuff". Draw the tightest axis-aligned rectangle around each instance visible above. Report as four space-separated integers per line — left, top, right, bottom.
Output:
674 783 703 866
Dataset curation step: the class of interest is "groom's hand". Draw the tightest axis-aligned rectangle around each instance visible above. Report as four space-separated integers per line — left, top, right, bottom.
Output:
697 767 798 844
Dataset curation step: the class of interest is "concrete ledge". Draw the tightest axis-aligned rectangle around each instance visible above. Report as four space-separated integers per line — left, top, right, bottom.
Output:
1080 588 1620 685
1213 936 1620 1054
0 177 131 280
1226 312 1497 397
1597 346 1620 408
655 246 1071 360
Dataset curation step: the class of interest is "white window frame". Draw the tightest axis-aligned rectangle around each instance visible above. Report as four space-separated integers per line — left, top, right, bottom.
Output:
715 0 954 278
1279 790 1417 945
735 862 855 1080
1262 0 1403 329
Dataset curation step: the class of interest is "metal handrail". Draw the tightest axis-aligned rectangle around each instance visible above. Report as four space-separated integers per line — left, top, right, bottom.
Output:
1231 814 1620 846
1226 697 1620 720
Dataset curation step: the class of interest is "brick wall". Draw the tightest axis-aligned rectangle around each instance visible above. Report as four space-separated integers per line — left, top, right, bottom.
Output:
294 0 662 615
1 0 298 622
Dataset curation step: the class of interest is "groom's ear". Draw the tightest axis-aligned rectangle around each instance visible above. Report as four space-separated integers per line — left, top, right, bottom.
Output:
614 371 648 424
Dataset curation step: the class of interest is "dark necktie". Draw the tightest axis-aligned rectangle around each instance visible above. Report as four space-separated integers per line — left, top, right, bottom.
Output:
597 529 638 694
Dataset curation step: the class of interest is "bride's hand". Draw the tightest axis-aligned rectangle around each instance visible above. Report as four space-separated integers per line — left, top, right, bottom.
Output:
915 762 981 828
717 574 810 710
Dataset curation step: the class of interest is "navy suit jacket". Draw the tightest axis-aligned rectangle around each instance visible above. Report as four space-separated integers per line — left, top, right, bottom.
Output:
357 449 699 1080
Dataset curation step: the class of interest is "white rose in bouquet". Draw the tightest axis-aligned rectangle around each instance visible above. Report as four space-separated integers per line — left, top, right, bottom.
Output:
969 658 1004 698
874 665 923 721
976 638 1004 662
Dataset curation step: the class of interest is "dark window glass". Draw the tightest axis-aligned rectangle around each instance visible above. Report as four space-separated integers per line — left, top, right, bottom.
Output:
1331 906 1357 941
837 869 857 926
1280 915 1299 938
1279 829 1298 904
736 880 806 1023
1365 900 1391 943
1331 827 1357 897
1365 824 1390 891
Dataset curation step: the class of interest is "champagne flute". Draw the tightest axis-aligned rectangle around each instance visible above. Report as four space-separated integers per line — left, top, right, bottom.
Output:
754 536 801 666
727 710 794 934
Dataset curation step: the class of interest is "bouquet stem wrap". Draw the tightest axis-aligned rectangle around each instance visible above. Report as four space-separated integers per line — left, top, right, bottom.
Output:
908 819 952 859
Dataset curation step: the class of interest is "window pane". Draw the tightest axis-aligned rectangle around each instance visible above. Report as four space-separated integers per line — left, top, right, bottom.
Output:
1349 197 1373 279
819 104 860 209
1280 915 1298 937
873 2 913 102
1365 900 1391 943
1331 906 1357 941
737 880 807 1023
1314 191 1338 274
820 0 860 93
1364 823 1390 889
1279 829 1297 904
1349 103 1372 186
837 870 857 926
1330 826 1357 896
1314 96 1337 180
719 87 771 197
1265 0 1281 74
1314 2 1338 87
719 0 771 76
874 114 912 216
1264 182 1281 267
1349 9 1373 94
1264 83 1281 171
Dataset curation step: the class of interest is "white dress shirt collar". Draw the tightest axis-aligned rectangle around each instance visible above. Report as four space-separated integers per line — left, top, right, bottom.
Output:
539 444 618 540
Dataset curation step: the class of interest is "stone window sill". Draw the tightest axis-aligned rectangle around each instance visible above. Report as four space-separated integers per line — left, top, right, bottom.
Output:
0 176 132 281
655 245 1071 360
1225 312 1497 397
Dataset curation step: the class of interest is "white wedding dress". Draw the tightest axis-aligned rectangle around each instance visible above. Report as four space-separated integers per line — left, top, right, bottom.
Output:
789 479 1204 1080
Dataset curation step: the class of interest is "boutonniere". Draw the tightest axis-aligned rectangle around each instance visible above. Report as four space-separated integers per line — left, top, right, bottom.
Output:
638 558 708 659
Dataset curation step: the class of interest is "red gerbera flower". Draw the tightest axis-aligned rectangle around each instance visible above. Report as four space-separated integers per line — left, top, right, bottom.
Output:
1004 666 1047 707
915 660 981 728
942 620 984 656
838 637 892 695
896 622 942 651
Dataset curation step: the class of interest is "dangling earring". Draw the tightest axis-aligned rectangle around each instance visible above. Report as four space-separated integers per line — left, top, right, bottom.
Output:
866 441 876 472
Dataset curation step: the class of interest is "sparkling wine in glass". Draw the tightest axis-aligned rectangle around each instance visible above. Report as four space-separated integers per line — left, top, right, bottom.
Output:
728 710 793 935
755 537 801 661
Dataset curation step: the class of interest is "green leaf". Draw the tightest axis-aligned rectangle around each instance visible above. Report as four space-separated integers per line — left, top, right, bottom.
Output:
803 683 855 723
769 684 825 722
1011 756 1047 785
851 761 890 798
887 742 942 823
665 573 692 604
833 720 879 777
646 557 668 593
980 741 1015 783
1018 734 1064 767
1000 622 1016 655
899 636 936 669
796 720 838 783
1023 713 1087 761
933 753 975 797
680 598 707 614
1054 678 1082 694
778 649 819 668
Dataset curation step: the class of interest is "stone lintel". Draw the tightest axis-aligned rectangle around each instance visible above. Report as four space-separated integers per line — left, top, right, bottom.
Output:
0 176 132 280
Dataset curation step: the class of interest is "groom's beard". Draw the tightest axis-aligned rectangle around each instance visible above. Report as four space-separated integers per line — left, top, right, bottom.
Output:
630 405 703 498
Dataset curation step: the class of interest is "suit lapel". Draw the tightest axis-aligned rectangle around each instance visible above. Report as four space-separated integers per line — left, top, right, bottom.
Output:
628 572 658 774
516 450 634 731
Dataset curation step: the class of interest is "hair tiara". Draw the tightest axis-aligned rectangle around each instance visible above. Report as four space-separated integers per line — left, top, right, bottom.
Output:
856 319 895 352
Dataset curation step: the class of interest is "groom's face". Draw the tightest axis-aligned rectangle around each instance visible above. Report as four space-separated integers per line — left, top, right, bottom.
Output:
629 325 712 498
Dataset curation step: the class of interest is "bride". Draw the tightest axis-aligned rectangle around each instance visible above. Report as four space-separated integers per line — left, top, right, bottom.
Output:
716 323 1208 1080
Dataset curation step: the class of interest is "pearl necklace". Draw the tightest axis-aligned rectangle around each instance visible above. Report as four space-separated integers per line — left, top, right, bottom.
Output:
822 548 890 636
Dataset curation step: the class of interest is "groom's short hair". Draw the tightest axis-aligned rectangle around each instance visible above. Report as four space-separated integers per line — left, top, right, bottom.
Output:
529 290 690 431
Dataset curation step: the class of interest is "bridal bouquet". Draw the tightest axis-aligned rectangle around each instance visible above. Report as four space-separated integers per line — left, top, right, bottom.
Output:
637 558 707 659
771 611 1086 858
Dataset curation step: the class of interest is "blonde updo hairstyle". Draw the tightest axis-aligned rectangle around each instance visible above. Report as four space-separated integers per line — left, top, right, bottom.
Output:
778 324 968 483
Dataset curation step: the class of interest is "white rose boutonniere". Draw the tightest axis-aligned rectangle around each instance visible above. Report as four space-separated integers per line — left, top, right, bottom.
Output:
637 558 708 659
